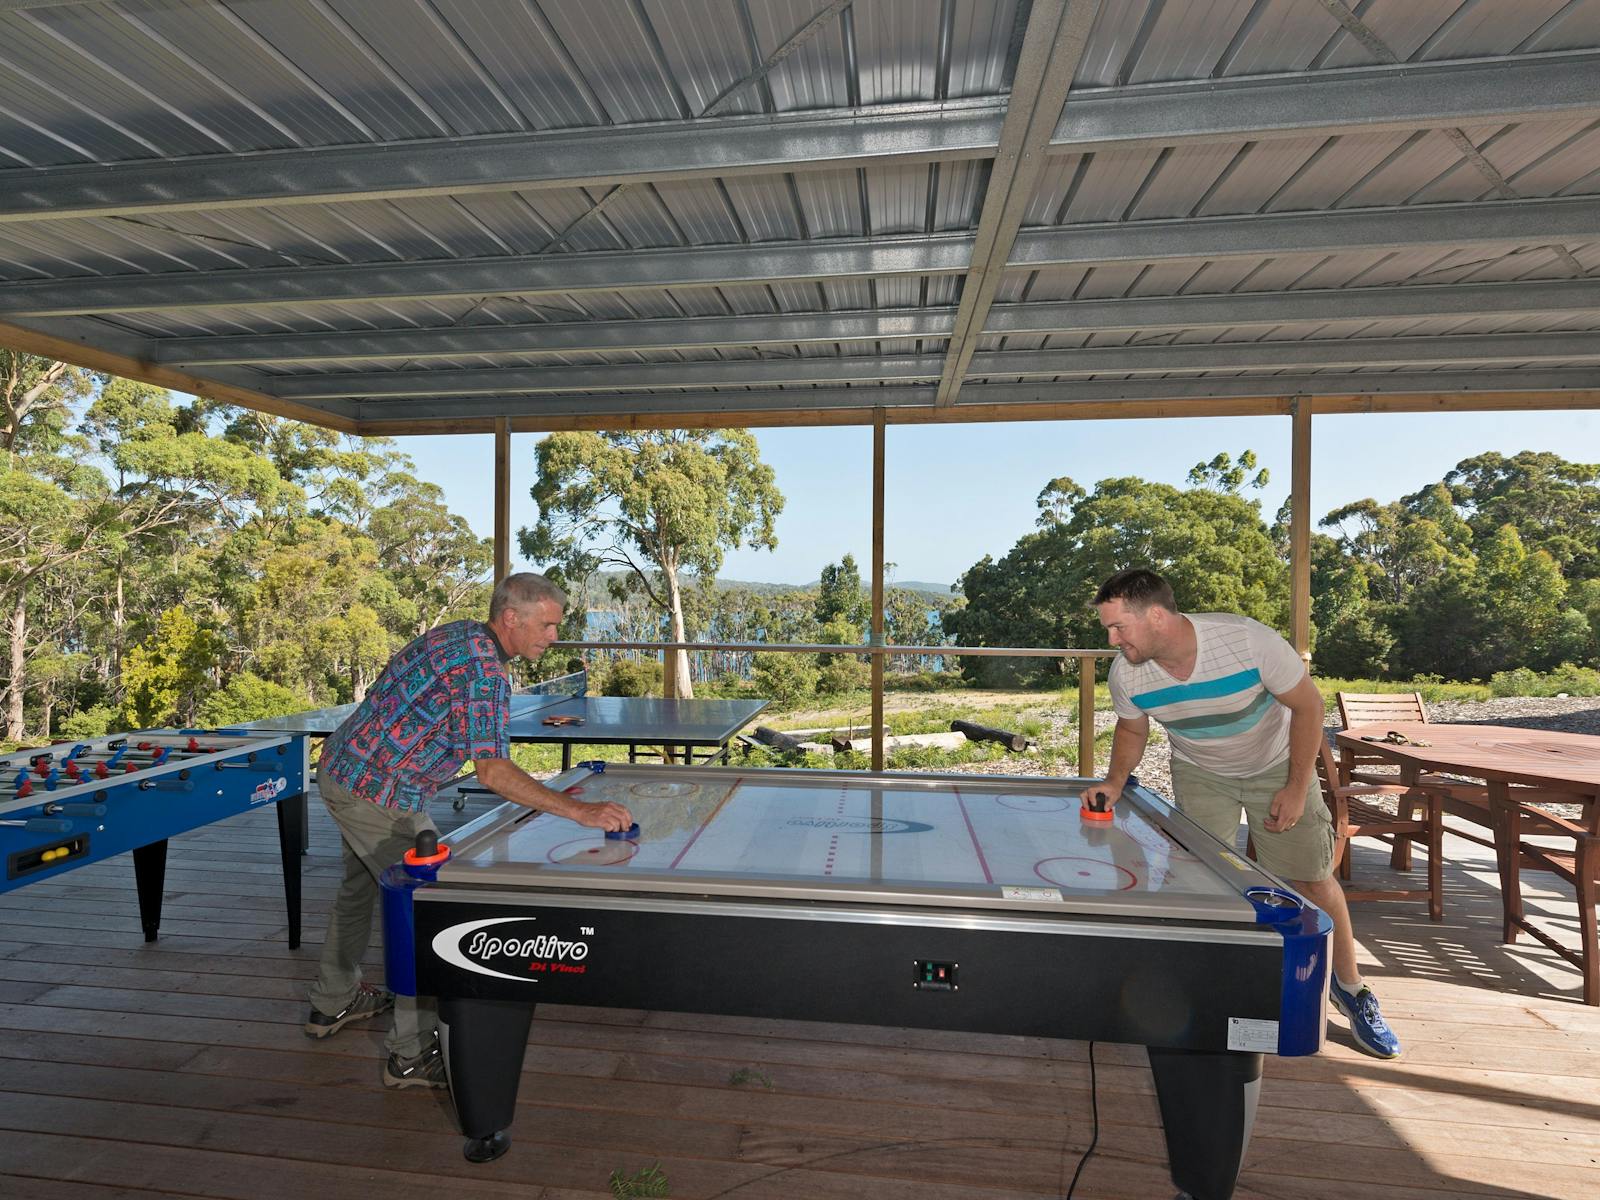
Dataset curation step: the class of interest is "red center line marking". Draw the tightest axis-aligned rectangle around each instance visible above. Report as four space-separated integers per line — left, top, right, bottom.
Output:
950 783 994 884
667 775 743 871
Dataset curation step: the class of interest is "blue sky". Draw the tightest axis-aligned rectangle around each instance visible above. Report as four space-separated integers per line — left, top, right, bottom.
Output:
392 409 1600 590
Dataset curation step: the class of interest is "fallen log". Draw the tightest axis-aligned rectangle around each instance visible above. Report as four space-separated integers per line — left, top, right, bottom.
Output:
950 719 1029 752
751 725 806 753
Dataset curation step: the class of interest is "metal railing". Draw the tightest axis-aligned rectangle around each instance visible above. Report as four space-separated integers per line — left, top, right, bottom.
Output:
553 639 1116 774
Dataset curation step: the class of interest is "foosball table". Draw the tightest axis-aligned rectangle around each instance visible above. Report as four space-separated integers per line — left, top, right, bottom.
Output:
1 728 309 947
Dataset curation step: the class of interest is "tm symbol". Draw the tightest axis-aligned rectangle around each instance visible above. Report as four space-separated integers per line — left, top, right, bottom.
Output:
580 926 594 935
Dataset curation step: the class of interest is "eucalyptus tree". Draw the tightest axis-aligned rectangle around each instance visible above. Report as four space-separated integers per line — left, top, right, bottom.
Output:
523 429 783 698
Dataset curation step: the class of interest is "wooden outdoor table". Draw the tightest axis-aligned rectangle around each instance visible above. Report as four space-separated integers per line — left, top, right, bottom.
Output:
1336 721 1600 1002
1335 722 1600 800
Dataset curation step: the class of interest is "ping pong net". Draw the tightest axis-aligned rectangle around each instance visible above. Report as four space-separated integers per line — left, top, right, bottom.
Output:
507 668 588 721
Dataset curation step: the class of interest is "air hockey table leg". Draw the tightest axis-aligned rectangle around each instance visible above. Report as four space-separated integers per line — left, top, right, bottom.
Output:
131 839 168 942
275 792 306 949
439 996 537 1163
1146 1046 1263 1200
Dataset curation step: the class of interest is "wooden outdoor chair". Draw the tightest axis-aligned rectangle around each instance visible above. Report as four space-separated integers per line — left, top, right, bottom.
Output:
1315 736 1444 921
1490 789 1600 1006
1335 691 1429 786
1245 738 1443 918
1332 690 1502 866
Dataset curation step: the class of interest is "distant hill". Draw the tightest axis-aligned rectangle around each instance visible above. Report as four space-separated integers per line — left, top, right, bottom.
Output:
578 571 956 605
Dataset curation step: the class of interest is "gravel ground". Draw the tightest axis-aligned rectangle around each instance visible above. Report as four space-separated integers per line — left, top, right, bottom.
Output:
941 695 1600 799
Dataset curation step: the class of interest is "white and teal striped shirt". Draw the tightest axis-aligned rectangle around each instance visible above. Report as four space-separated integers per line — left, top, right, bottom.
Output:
1108 613 1307 778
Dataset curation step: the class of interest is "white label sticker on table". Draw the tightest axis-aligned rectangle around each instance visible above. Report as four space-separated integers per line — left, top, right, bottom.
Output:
1001 886 1063 902
1227 1017 1280 1053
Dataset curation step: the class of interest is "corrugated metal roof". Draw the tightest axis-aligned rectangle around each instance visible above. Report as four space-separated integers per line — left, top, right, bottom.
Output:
0 0 1597 432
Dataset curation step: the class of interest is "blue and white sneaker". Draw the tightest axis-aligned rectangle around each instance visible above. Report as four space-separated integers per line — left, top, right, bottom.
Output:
1330 979 1402 1059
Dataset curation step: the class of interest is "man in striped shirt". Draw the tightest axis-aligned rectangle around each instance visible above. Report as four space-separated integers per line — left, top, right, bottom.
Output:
1082 568 1400 1059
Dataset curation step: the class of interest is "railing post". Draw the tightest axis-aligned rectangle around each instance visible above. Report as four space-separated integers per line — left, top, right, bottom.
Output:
1078 656 1097 777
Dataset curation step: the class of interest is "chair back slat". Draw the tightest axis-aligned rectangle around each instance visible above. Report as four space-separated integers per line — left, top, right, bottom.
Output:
1336 691 1428 727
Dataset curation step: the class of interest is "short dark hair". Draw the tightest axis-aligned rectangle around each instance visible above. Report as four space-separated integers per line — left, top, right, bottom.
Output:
1094 568 1177 613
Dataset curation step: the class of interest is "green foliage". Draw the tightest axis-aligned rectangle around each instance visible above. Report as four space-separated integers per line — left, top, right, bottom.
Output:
1444 451 1600 580
751 652 819 708
521 428 783 696
946 469 1286 685
195 673 308 726
598 657 663 697
1186 449 1269 494
58 704 118 738
1312 676 1491 705
815 553 866 626
1488 663 1600 698
120 605 225 727
816 655 870 696
609 1163 670 1198
946 446 1600 688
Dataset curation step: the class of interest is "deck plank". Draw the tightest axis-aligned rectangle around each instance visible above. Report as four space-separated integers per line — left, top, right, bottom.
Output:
0 789 1595 1198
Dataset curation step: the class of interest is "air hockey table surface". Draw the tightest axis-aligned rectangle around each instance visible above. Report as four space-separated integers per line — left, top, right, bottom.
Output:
434 760 1270 922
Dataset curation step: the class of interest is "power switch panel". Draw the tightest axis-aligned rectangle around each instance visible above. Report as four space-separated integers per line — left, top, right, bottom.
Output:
913 960 958 991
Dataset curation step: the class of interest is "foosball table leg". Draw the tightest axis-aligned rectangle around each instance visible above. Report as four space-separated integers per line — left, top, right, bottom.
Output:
132 839 169 942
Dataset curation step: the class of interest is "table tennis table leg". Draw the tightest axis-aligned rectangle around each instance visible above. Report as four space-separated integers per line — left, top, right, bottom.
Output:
561 746 572 771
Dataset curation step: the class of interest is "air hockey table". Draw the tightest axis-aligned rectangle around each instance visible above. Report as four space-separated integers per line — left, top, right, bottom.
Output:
383 762 1331 1199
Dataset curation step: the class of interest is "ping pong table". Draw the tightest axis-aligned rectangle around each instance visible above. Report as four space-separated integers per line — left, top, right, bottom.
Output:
233 670 769 775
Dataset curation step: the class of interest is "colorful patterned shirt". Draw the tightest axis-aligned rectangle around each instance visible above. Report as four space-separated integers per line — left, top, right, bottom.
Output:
1108 612 1307 778
321 619 511 812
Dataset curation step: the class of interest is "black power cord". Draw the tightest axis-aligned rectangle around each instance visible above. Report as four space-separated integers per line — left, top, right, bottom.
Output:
1063 1040 1099 1198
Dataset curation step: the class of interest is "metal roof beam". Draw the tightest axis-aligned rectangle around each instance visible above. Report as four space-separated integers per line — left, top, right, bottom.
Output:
968 331 1600 377
0 103 1006 224
6 195 1598 317
1010 194 1600 266
268 356 943 399
0 235 974 316
990 277 1600 335
266 330 1600 401
4 51 1599 224
156 308 957 365
1055 50 1600 151
155 278 1600 366
935 0 1101 408
349 369 1600 426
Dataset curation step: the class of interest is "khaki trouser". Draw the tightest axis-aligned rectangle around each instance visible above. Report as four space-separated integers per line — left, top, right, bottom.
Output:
1169 755 1335 884
308 774 438 1057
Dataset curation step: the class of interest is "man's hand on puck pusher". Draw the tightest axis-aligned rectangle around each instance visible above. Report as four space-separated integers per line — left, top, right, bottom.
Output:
474 757 633 831
1080 779 1120 814
567 797 634 832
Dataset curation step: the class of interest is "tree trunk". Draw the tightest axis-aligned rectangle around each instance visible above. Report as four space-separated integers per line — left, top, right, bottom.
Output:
662 565 693 700
112 562 126 674
6 589 26 741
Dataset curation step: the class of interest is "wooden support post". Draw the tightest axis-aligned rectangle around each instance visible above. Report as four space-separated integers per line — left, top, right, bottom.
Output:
1079 658 1097 776
493 417 511 583
1289 399 1312 663
871 410 886 773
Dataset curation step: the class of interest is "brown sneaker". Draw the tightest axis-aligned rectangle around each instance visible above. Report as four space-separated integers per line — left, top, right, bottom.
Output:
383 1037 448 1089
303 982 394 1039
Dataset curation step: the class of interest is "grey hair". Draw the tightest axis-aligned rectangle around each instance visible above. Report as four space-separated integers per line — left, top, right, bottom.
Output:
488 572 569 621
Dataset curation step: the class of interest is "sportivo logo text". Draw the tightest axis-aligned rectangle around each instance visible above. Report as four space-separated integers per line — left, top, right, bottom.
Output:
432 916 591 983
785 816 933 834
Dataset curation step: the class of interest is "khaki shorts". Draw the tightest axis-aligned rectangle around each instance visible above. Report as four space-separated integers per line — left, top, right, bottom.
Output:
1169 756 1334 884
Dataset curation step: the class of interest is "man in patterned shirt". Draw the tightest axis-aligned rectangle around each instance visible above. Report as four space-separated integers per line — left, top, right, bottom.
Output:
1081 568 1401 1059
302 572 634 1088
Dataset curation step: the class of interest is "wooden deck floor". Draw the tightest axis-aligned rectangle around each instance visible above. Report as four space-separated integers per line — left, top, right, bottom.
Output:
2 785 1598 1200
